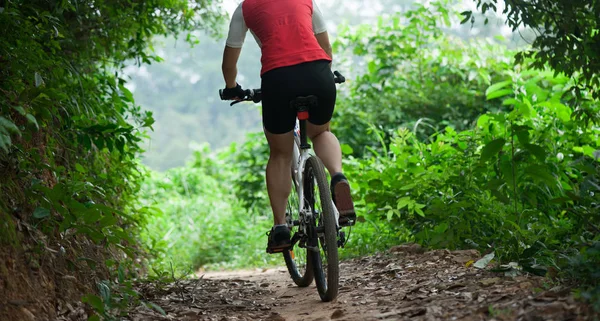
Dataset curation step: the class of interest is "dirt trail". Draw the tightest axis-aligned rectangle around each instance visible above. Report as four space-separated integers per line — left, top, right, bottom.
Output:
130 245 594 321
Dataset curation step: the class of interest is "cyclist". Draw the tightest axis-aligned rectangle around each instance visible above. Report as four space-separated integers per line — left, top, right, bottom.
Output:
220 0 356 253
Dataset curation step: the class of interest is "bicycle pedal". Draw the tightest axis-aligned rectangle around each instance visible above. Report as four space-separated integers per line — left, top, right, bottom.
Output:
338 217 356 227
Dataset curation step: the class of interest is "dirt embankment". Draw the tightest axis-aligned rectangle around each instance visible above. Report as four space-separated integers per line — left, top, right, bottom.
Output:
129 245 595 321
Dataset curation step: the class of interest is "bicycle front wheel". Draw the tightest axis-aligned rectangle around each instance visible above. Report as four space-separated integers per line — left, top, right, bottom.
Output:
283 173 314 287
304 156 339 302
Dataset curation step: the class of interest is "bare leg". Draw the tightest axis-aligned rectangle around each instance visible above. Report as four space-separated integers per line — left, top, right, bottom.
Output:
306 122 342 175
264 128 294 225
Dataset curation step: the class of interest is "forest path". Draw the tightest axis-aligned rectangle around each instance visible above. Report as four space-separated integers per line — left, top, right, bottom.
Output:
130 245 592 321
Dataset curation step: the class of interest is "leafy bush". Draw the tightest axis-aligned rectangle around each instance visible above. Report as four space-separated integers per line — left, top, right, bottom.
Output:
563 241 600 312
465 0 600 99
224 132 271 214
344 62 599 275
332 2 512 156
139 145 280 273
0 0 224 317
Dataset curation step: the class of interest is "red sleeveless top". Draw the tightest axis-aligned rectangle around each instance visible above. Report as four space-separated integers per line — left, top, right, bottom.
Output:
242 0 332 75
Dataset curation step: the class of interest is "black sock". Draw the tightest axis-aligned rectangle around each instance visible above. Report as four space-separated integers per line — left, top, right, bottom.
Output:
330 172 347 202
330 172 347 187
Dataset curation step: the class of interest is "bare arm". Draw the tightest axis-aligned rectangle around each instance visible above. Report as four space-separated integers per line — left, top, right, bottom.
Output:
222 3 246 88
222 46 242 88
312 1 332 66
315 31 332 60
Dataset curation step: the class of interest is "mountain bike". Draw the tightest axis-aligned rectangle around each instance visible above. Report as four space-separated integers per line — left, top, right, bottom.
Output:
219 71 352 302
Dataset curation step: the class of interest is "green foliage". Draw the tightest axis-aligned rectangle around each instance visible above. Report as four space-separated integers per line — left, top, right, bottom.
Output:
331 6 600 296
464 0 600 99
0 212 18 246
225 132 270 213
563 241 600 312
333 2 512 156
0 0 225 316
139 145 280 273
344 62 599 280
0 0 224 240
83 260 167 320
137 5 599 303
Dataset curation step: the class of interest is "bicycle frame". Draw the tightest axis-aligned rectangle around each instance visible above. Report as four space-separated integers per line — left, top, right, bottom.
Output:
290 119 340 236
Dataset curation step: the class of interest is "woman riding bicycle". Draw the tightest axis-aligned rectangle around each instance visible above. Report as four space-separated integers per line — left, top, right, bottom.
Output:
220 0 356 253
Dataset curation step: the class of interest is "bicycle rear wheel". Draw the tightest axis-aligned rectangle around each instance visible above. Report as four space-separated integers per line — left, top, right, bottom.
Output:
304 156 339 302
283 174 314 287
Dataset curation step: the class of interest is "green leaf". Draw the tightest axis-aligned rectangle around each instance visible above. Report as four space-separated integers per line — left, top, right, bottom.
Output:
490 189 510 204
522 264 547 276
145 301 166 315
118 264 125 283
98 214 118 228
486 89 513 100
397 197 411 210
116 137 125 154
88 315 100 321
524 144 546 161
12 106 26 115
94 136 105 149
368 179 383 189
341 143 354 155
98 282 111 303
513 125 530 144
502 98 520 106
415 207 425 217
25 114 39 130
386 209 395 221
0 117 20 134
485 80 512 96
524 165 556 186
33 207 51 219
516 98 534 118
539 101 571 122
82 294 104 313
82 209 101 225
0 133 11 153
473 252 495 269
75 163 86 173
480 138 505 162
459 11 472 24
500 159 515 189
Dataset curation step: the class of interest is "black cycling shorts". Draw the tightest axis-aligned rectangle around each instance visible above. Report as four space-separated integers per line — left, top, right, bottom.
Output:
261 59 336 134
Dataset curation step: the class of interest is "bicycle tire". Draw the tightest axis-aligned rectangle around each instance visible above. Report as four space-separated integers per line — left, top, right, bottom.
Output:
304 156 339 302
283 173 314 287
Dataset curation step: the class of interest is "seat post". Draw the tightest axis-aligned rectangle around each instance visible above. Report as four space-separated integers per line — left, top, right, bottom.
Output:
299 118 310 150
290 95 318 150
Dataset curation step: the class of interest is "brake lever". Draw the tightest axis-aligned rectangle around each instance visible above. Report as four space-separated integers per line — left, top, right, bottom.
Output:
230 100 244 106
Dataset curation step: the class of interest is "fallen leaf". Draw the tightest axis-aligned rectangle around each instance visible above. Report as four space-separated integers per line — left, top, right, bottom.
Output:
473 252 495 269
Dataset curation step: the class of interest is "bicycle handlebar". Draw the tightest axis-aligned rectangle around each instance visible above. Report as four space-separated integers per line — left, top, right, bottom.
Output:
219 70 346 106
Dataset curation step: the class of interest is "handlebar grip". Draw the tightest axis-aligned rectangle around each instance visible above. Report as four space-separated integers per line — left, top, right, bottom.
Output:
333 70 345 84
252 89 262 103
